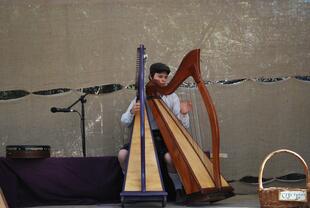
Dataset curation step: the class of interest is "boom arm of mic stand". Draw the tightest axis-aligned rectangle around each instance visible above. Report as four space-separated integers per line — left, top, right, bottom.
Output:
67 93 88 109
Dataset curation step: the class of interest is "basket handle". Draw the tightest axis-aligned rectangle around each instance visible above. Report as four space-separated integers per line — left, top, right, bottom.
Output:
258 149 310 191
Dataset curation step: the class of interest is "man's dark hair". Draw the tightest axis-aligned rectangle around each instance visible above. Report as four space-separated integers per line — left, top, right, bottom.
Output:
149 63 170 78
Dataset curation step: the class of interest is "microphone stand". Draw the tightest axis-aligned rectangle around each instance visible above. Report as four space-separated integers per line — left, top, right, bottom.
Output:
66 93 88 157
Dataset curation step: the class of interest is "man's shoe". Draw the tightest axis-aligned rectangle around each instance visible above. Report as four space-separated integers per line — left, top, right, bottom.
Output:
175 189 187 204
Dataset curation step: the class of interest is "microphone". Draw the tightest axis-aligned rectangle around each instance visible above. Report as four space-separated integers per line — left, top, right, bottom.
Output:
50 107 74 113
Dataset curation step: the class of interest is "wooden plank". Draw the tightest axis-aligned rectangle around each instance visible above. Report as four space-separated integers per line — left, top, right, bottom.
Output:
124 113 141 191
145 112 163 191
124 111 163 192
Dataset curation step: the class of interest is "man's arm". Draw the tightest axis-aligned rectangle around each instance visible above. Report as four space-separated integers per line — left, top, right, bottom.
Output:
165 93 190 129
120 99 136 127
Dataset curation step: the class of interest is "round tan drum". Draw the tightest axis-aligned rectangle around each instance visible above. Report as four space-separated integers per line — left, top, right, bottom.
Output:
6 145 51 159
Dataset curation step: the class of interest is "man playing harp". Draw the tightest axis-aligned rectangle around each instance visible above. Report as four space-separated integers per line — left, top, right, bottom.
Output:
119 62 192 203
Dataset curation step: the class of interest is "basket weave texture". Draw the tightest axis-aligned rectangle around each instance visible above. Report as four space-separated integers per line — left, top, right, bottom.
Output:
258 149 310 208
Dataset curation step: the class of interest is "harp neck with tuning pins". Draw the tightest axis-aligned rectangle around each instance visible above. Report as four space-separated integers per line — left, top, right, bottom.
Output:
146 49 234 201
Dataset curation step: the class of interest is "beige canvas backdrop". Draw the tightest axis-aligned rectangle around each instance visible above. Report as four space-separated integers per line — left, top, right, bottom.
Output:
0 0 309 184
1 0 309 91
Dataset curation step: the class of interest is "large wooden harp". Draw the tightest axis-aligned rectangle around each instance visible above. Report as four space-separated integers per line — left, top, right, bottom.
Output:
146 49 234 202
120 45 167 207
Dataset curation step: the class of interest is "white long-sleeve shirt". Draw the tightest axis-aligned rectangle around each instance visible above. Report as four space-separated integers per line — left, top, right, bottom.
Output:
121 93 189 130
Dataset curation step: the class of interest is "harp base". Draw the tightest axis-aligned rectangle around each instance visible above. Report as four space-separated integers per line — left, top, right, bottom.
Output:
120 191 167 208
185 189 235 206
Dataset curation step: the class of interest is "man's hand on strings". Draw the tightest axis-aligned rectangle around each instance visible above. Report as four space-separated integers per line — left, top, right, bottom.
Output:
180 101 192 115
130 101 140 114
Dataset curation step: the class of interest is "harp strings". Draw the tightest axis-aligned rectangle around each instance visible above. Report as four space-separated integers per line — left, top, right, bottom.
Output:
179 86 196 153
178 82 210 159
191 82 215 174
187 86 199 152
191 86 200 159
189 84 205 159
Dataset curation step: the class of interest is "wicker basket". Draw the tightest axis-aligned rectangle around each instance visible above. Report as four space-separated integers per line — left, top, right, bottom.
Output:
258 149 310 208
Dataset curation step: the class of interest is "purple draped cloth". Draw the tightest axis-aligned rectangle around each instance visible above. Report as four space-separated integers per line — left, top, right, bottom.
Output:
0 157 123 207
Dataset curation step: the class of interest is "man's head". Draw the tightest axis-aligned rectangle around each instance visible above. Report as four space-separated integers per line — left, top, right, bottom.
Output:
149 63 170 78
149 63 171 86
